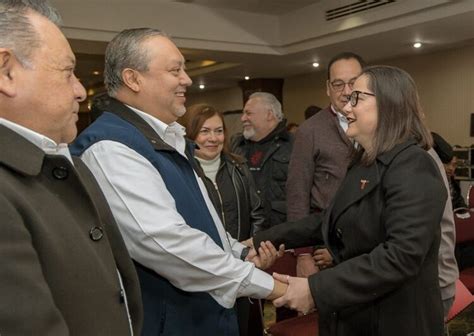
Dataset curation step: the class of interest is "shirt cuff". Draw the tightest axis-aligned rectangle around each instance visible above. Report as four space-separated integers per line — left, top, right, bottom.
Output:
237 266 274 299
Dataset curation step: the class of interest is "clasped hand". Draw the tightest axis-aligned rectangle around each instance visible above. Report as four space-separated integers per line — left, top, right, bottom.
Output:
271 273 315 315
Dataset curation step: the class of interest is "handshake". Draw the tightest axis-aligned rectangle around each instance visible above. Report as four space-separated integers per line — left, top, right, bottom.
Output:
241 238 316 315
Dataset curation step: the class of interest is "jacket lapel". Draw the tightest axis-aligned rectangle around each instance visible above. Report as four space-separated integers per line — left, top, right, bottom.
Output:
329 139 418 227
0 125 44 176
329 161 382 226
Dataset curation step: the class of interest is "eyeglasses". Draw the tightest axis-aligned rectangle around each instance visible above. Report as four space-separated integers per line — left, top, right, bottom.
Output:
349 90 376 107
329 79 356 92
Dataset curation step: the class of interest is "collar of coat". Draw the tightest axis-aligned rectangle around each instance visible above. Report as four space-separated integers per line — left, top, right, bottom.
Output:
328 138 420 228
0 124 46 176
376 138 418 166
101 97 196 157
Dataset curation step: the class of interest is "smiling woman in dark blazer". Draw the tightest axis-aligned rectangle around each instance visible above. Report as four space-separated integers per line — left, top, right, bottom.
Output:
252 65 447 336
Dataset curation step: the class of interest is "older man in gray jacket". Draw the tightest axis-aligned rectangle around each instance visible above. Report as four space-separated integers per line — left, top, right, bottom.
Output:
0 1 143 334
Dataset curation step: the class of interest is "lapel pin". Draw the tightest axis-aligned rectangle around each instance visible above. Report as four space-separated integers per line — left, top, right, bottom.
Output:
360 179 369 190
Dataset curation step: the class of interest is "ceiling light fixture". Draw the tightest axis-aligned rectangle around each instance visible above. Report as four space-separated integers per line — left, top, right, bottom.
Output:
413 42 422 49
244 76 250 80
92 70 100 75
312 62 320 68
199 84 205 89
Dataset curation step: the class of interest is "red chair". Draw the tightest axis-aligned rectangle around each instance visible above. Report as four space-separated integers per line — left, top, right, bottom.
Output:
267 312 319 336
468 184 474 209
447 279 474 322
454 210 474 292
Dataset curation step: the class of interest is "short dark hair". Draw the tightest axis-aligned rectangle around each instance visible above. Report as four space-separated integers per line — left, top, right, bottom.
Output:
327 52 366 80
104 28 167 96
358 65 432 165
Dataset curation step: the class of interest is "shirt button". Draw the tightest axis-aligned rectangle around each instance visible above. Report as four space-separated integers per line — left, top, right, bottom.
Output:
52 166 68 180
257 190 261 194
119 289 125 303
89 227 104 241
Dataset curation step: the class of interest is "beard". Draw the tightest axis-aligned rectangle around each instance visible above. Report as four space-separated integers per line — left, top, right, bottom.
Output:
242 126 256 140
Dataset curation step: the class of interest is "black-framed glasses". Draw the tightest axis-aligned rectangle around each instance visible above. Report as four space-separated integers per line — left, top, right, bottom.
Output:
329 79 356 92
349 90 376 107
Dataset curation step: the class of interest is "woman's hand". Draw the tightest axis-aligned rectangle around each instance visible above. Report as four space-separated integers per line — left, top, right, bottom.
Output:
246 241 285 270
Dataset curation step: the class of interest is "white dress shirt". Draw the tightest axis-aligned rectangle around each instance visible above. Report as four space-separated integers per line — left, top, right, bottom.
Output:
0 118 73 164
79 106 274 308
330 105 349 132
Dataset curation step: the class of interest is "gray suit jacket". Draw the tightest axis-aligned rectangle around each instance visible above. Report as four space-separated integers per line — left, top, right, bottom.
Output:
0 125 143 335
255 140 446 336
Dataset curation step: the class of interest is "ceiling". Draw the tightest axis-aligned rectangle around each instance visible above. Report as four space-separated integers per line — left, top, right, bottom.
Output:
50 0 474 96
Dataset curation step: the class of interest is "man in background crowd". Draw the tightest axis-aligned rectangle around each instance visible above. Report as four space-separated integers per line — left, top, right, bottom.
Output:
286 52 366 278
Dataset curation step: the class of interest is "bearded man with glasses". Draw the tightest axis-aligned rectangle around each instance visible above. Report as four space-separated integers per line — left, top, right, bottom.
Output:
285 52 366 279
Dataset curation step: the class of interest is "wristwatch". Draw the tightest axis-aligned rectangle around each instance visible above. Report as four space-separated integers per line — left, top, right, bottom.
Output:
240 247 250 261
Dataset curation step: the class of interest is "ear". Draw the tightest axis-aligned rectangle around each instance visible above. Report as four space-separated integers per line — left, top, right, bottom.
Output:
0 49 18 97
121 68 141 93
326 79 330 98
266 109 274 121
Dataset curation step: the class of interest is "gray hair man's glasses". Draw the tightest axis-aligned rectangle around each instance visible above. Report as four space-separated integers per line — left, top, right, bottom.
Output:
330 79 356 92
350 90 376 107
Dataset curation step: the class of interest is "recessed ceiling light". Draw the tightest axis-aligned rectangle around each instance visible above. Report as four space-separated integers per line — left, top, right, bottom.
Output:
312 62 320 68
92 70 100 75
244 76 250 80
413 42 422 49
199 84 205 89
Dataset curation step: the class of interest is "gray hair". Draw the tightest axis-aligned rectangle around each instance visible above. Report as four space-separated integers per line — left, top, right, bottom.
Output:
0 0 61 68
104 28 167 96
249 92 283 121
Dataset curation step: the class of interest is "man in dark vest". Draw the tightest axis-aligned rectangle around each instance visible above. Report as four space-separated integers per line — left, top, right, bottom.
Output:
70 28 287 336
0 1 143 334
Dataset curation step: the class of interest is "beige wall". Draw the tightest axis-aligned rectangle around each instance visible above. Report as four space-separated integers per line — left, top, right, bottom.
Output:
186 86 243 113
284 44 474 146
187 44 474 146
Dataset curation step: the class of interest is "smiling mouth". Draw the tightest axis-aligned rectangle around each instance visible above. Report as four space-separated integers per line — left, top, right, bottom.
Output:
347 117 356 124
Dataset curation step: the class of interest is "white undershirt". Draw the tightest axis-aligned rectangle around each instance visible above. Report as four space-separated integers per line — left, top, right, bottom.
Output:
0 118 73 164
196 155 221 183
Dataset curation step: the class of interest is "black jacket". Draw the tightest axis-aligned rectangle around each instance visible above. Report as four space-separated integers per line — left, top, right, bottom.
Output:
199 153 265 241
231 121 294 230
254 140 446 336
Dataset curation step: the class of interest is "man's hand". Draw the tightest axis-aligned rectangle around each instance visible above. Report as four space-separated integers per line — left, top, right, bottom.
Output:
272 273 315 315
246 241 285 270
296 254 318 277
313 248 333 269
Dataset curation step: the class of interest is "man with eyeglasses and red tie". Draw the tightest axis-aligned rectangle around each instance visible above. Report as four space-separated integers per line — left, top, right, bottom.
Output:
285 52 367 279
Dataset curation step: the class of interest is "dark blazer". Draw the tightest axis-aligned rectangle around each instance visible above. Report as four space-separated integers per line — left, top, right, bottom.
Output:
255 140 446 336
232 121 294 229
0 125 143 335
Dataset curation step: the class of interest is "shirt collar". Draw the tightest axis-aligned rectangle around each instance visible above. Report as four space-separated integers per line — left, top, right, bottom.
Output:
125 104 186 139
0 118 73 164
